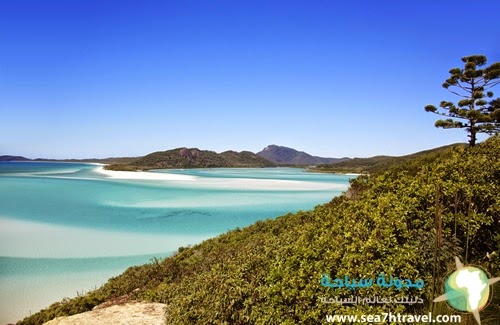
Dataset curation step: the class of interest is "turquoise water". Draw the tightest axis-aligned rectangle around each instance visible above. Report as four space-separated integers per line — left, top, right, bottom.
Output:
0 162 352 323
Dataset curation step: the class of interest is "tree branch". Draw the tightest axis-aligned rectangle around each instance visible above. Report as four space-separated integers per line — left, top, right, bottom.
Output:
445 89 469 98
428 110 469 120
455 82 472 93
483 80 500 90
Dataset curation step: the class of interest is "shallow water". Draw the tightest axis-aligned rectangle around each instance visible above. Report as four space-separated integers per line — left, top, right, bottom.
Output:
0 162 351 323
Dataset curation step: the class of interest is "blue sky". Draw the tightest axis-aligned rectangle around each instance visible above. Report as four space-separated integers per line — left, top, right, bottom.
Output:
1 0 499 159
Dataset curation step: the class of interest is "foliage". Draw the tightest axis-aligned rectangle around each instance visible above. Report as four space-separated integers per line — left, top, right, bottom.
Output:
0 155 31 162
257 144 348 165
19 137 500 324
104 148 276 171
425 55 500 146
104 164 143 171
311 143 465 174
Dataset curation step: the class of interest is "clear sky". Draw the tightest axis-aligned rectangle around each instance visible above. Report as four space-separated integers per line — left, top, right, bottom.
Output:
1 0 499 159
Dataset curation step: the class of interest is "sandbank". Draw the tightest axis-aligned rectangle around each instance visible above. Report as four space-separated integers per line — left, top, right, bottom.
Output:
192 177 348 191
0 217 212 258
95 166 196 181
96 166 347 191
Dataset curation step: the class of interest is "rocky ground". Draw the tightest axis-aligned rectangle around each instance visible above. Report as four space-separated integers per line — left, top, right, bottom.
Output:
43 301 166 325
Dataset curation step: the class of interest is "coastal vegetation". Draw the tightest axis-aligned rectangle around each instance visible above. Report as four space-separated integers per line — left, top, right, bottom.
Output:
256 145 348 165
19 136 499 324
310 143 465 174
105 148 276 171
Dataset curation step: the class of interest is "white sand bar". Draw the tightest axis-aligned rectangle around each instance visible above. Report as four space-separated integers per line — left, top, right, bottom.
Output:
0 217 211 258
95 167 347 191
95 166 196 181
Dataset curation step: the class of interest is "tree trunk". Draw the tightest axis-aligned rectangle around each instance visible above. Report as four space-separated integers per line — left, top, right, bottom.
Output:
469 120 477 147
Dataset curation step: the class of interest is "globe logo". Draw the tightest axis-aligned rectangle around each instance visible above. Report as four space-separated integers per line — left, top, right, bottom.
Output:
434 257 500 325
444 266 489 312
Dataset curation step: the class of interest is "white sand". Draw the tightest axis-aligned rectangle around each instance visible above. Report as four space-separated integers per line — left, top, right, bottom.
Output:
95 166 196 181
193 177 347 191
1 166 350 323
96 166 347 191
0 217 212 258
1 265 135 325
0 217 211 324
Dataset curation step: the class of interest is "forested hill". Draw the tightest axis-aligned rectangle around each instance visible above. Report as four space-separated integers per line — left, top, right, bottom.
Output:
257 144 348 165
311 143 467 174
20 136 500 325
105 147 276 171
0 155 31 161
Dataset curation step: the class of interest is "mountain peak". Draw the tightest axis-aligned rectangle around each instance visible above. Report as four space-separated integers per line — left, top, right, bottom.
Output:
256 145 347 165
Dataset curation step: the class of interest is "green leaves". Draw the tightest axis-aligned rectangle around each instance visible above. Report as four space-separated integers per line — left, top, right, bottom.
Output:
424 105 437 112
19 138 500 325
425 55 500 146
461 55 487 66
484 62 500 80
435 119 463 128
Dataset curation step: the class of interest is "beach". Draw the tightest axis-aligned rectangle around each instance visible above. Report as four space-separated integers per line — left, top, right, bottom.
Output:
95 166 347 191
95 166 197 181
0 163 352 323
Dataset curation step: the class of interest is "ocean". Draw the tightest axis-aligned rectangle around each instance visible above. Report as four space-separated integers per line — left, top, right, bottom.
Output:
0 162 352 324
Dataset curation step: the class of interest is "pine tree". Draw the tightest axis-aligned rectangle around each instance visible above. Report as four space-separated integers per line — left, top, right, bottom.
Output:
425 55 500 146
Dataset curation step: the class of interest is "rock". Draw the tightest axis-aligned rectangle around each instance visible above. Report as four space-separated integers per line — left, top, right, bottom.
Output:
190 149 200 158
179 148 193 159
92 294 130 310
43 302 167 325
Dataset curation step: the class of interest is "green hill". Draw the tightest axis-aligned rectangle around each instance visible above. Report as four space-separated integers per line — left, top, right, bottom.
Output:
19 137 499 324
105 148 276 171
311 143 467 174
0 155 31 161
257 144 349 165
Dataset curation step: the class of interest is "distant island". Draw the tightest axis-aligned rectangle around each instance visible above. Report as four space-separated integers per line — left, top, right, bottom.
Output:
0 155 31 162
1 145 350 171
104 145 354 171
1 144 347 169
104 148 277 171
94 143 470 173
2 143 468 173
0 155 139 165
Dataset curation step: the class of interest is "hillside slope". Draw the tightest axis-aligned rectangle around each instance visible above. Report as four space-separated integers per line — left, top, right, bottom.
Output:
257 144 348 165
312 143 467 174
0 155 31 161
20 137 500 325
105 148 276 171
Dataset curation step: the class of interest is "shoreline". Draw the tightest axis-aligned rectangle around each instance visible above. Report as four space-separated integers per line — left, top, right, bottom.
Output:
95 166 197 181
0 253 172 325
1 165 352 323
94 166 349 191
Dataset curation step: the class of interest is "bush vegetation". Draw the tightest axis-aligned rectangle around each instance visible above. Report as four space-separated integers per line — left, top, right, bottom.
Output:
19 137 499 324
311 143 466 174
104 148 276 171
